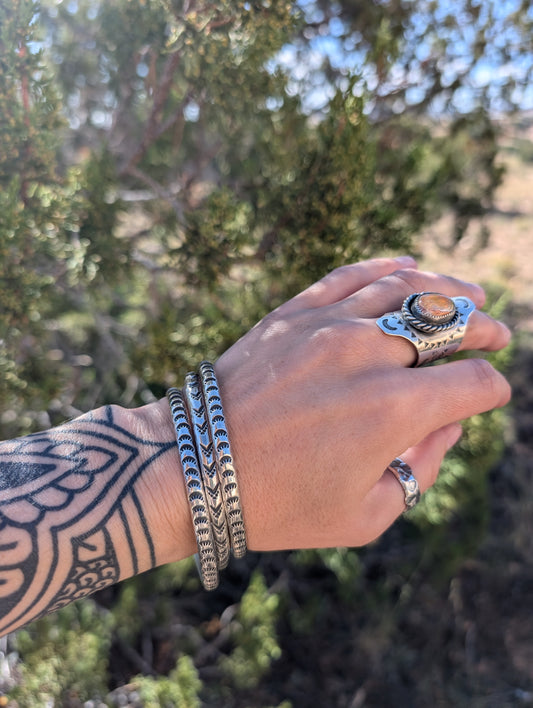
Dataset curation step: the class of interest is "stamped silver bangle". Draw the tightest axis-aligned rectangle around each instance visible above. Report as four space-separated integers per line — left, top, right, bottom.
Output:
166 386 219 590
183 372 231 571
199 361 247 559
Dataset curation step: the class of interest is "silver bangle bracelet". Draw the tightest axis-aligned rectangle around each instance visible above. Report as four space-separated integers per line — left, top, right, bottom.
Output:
183 372 231 571
198 361 247 559
166 386 219 591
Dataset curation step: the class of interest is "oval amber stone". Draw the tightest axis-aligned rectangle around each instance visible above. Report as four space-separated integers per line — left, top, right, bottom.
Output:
413 293 456 323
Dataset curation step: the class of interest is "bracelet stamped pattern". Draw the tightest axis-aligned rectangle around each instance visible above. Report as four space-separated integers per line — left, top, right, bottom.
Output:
166 362 247 590
166 386 219 591
199 361 247 559
184 372 231 571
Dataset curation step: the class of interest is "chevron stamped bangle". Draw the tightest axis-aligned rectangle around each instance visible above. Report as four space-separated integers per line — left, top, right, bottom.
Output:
166 386 219 590
198 361 247 559
183 371 231 570
166 362 247 590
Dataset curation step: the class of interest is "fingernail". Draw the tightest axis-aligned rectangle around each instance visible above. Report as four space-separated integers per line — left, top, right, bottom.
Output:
446 423 463 450
394 255 417 267
500 322 512 343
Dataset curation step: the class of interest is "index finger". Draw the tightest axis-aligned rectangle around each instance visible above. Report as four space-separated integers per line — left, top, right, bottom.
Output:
286 256 418 311
341 268 487 317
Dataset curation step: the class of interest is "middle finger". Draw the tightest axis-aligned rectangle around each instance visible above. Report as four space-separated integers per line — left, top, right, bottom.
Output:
337 269 510 367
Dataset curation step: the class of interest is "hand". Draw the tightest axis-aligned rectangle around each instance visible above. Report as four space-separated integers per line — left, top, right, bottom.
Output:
214 256 511 551
0 255 510 632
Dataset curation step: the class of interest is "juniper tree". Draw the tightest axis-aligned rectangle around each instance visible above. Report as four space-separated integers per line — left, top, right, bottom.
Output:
0 0 526 704
3 0 528 427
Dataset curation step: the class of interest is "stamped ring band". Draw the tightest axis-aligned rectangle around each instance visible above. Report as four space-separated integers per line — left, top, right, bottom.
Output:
376 292 476 366
387 457 420 511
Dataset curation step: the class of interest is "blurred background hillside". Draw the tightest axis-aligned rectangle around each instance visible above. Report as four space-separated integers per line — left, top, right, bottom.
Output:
0 1 532 706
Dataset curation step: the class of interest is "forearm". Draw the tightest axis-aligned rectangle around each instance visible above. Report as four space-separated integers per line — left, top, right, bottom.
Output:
0 402 195 636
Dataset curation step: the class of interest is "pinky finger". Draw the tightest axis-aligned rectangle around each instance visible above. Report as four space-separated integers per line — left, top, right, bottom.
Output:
353 423 463 545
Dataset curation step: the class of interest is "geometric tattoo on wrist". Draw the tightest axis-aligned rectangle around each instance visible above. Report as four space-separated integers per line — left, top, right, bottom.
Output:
0 406 174 634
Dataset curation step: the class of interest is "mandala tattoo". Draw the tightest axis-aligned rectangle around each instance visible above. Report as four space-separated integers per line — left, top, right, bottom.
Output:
0 406 175 634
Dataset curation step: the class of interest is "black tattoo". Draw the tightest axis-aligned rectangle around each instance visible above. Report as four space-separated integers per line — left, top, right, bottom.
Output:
0 406 174 634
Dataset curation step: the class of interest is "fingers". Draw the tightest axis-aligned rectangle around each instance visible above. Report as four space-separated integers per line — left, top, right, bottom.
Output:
286 261 510 370
388 359 511 444
344 267 486 317
357 423 463 543
287 256 417 310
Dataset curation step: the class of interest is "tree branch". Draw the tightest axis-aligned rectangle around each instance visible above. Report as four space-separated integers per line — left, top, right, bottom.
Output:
120 50 182 174
123 165 186 225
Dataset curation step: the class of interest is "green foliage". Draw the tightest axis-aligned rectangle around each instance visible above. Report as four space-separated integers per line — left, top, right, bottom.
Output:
406 404 508 578
220 570 282 690
505 135 533 164
111 557 197 646
1 0 518 429
134 655 202 708
292 546 362 608
0 0 102 436
0 0 522 704
8 599 113 706
0 1 62 183
432 111 505 247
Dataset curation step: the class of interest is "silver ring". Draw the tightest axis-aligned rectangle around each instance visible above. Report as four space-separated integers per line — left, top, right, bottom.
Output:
387 457 420 510
376 292 476 366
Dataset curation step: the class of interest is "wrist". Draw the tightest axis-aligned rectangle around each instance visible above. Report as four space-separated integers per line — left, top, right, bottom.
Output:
113 400 197 567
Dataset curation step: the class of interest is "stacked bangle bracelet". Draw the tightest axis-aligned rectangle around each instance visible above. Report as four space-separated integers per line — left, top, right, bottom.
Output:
166 362 247 590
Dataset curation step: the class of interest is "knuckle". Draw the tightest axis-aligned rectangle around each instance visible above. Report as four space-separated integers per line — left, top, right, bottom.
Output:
334 263 358 277
327 263 357 284
258 308 280 329
470 357 494 385
308 321 346 359
388 268 421 292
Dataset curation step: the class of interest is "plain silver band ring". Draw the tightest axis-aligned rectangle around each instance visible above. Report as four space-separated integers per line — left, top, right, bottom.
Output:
387 457 421 511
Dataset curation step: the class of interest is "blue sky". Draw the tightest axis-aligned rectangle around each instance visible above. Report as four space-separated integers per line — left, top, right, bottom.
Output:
279 0 533 115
